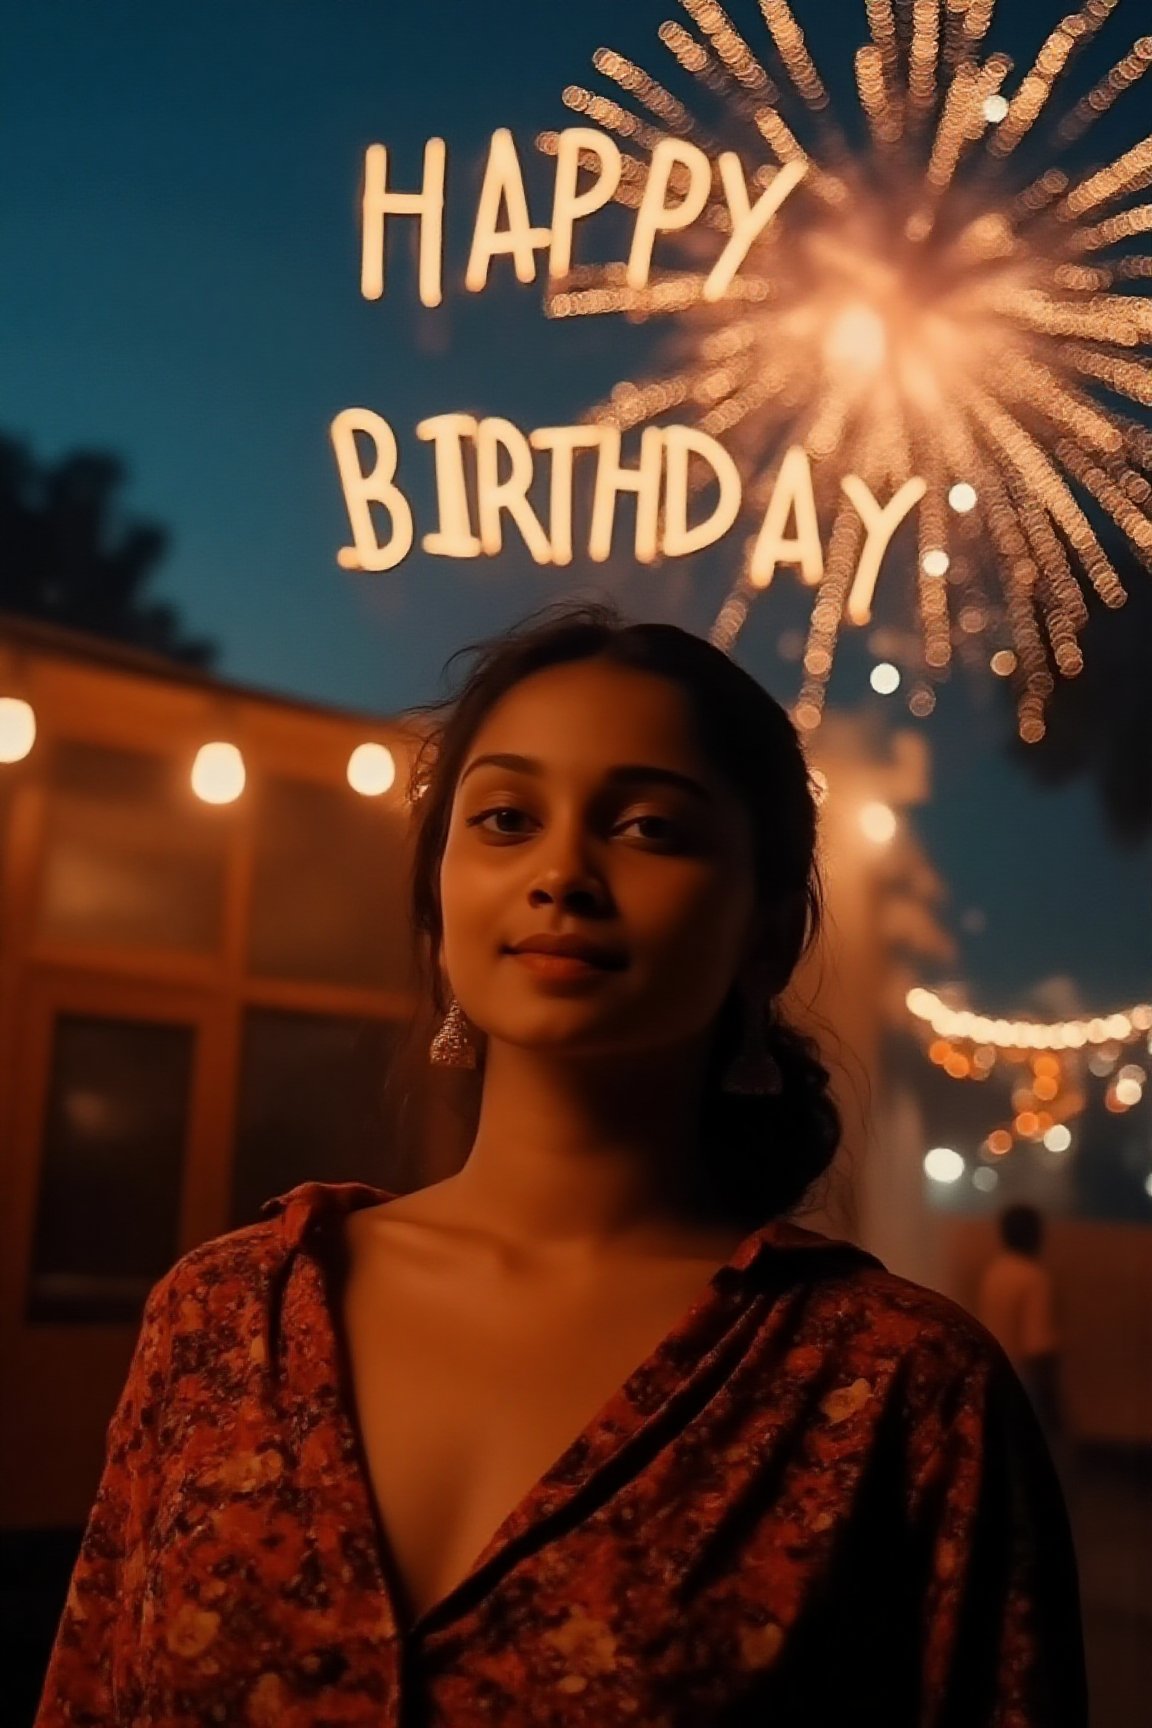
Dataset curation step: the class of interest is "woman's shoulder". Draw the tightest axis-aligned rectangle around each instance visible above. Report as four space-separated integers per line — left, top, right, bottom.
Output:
782 1251 1022 1424
855 1268 1040 1485
145 1208 286 1318
149 1181 392 1298
848 1259 1007 1352
135 1181 382 1373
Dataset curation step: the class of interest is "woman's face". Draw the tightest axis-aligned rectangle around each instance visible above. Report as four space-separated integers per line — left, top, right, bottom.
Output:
438 659 768 1062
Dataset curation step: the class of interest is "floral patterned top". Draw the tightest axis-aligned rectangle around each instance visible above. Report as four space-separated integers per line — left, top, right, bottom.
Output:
34 1179 1088 1727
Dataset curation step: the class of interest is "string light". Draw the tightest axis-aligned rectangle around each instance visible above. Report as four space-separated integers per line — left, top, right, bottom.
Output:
906 986 1152 1049
0 697 36 764
859 799 897 843
191 742 246 806
347 742 397 796
907 984 1151 1155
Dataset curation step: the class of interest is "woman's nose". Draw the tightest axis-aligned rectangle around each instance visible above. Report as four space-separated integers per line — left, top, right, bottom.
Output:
528 865 607 909
527 833 608 907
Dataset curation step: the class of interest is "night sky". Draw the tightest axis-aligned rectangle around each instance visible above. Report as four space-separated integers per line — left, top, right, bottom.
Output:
5 0 1151 1016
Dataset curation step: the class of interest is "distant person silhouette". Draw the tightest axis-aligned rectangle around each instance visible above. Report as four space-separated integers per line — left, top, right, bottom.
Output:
977 1203 1075 1497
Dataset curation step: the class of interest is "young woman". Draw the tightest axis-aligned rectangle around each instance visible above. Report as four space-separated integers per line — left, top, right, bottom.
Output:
36 600 1088 1726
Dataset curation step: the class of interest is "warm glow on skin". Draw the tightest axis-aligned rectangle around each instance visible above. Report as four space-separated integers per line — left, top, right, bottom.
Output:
434 660 780 1243
441 663 756 1056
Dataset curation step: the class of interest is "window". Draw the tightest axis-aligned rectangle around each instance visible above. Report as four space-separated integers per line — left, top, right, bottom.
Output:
230 1007 404 1224
28 1013 193 1322
248 776 414 989
37 740 227 953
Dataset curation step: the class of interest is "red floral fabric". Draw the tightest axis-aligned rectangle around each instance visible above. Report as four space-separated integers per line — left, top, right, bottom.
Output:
34 1180 1088 1726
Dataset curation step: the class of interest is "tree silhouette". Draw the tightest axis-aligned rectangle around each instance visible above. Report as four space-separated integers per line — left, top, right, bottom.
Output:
999 545 1152 851
0 432 219 668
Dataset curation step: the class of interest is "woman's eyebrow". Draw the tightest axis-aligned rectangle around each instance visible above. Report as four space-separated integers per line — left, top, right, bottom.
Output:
459 752 715 805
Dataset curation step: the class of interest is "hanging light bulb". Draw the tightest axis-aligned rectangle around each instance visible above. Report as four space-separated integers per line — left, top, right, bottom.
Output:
192 741 245 805
0 697 36 764
859 801 897 844
347 742 396 796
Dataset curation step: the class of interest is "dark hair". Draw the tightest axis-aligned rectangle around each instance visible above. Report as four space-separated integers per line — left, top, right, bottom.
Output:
382 598 850 1227
999 1203 1043 1255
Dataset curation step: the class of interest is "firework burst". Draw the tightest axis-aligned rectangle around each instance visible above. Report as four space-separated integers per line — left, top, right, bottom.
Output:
539 0 1152 740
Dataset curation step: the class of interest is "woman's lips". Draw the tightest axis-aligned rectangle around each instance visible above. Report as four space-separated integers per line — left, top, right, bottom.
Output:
508 951 618 979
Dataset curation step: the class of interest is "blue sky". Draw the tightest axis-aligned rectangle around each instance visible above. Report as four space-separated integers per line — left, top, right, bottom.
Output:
4 0 1151 1013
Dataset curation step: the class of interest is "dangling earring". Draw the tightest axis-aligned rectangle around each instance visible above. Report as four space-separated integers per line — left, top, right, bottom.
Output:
721 988 783 1095
428 996 480 1069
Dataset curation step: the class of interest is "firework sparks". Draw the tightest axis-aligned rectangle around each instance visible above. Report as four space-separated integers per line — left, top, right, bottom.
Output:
540 0 1152 740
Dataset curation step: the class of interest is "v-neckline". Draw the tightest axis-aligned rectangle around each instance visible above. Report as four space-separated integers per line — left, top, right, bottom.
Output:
317 1190 758 1638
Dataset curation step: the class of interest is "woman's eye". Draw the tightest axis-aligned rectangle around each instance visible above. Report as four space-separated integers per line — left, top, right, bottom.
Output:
466 806 531 835
620 814 675 840
465 807 677 841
